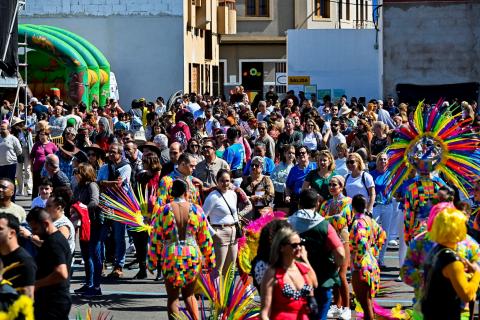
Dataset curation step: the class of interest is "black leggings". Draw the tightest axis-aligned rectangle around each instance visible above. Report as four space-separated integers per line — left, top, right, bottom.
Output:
132 230 149 270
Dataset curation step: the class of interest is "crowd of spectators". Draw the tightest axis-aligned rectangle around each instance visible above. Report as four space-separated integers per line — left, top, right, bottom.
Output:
0 88 478 320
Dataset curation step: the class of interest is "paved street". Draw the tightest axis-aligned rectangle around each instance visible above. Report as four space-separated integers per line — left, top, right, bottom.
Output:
16 195 415 320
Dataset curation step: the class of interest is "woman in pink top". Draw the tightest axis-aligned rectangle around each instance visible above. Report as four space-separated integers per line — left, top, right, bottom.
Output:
30 127 58 199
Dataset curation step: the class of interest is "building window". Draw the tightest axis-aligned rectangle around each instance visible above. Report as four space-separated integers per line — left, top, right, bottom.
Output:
246 0 269 17
339 0 343 20
205 30 212 60
346 0 350 20
314 0 330 18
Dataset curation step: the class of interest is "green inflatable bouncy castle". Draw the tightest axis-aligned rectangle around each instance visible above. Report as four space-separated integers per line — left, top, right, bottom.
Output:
18 24 110 108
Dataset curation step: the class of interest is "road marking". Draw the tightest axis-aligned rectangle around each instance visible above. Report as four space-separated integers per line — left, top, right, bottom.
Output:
71 289 167 296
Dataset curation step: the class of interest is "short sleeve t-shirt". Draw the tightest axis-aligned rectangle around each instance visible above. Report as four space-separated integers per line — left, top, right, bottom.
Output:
35 230 72 303
222 143 245 171
305 170 337 201
1 247 36 290
345 171 375 201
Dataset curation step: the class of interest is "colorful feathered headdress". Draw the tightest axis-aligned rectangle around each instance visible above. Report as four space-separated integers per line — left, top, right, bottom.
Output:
175 264 260 320
100 184 159 233
385 99 480 197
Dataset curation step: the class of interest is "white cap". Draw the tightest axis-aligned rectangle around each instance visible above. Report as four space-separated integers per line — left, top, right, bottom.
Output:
153 134 168 149
29 97 38 104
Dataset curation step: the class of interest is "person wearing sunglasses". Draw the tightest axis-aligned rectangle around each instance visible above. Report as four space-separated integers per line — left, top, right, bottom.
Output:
260 227 317 320
285 146 317 213
187 138 204 163
327 118 346 159
319 175 352 319
288 188 345 320
193 140 229 191
344 153 375 216
302 150 337 204
241 156 274 219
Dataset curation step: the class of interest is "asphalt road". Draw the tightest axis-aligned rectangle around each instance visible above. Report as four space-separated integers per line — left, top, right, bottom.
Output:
16 195 415 320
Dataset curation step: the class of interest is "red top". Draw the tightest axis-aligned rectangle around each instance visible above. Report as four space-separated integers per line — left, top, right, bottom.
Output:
270 262 312 320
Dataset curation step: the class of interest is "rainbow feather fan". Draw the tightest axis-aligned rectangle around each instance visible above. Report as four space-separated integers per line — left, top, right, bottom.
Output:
237 210 287 274
384 99 480 197
175 264 260 320
99 184 159 233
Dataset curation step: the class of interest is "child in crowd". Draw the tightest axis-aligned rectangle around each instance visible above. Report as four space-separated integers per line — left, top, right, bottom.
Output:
335 143 349 177
30 177 52 209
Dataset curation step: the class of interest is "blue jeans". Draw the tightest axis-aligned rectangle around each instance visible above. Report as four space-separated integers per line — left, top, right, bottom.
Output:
112 221 126 268
89 224 107 287
315 287 333 320
80 240 93 287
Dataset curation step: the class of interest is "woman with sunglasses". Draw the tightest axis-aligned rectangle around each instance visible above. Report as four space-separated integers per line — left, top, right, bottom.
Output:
350 195 386 320
302 150 337 204
241 156 274 218
271 145 295 211
30 123 58 199
84 144 105 174
187 138 204 163
260 227 317 320
71 163 104 296
319 175 352 319
302 120 324 152
345 152 376 215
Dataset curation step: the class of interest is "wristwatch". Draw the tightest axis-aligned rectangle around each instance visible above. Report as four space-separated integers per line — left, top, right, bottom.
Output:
28 234 33 240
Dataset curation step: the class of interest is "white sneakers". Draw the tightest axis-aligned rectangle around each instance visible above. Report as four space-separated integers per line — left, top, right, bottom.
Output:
327 305 351 319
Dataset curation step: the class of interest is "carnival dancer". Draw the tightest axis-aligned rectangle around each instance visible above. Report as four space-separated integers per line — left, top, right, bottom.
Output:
401 202 480 318
147 179 215 319
421 208 480 320
157 153 201 206
350 195 386 320
384 101 480 247
319 175 352 319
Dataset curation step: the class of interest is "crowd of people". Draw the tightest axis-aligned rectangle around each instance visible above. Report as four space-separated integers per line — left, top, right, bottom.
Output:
0 89 479 320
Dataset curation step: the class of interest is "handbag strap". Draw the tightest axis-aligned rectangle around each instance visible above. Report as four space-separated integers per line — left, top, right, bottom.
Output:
217 189 237 221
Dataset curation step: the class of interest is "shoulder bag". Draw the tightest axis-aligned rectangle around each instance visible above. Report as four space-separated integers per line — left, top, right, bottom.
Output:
218 190 243 240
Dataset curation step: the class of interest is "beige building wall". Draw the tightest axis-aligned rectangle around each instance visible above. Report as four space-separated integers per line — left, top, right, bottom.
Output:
183 0 231 95
220 0 375 97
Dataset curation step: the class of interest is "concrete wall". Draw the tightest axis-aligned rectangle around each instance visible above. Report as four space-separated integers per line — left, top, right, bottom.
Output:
382 1 480 99
287 29 380 101
22 0 182 16
20 1 184 105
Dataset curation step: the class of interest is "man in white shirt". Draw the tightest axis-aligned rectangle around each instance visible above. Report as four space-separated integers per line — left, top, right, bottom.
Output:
256 101 270 122
48 106 67 137
328 118 346 159
0 123 22 187
205 107 220 136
